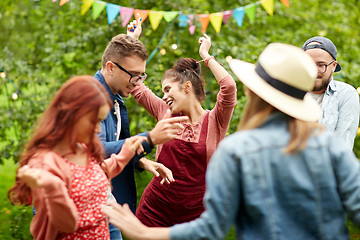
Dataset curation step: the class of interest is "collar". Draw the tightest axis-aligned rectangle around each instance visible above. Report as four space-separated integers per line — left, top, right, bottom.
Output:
260 112 289 128
326 78 337 94
95 70 124 104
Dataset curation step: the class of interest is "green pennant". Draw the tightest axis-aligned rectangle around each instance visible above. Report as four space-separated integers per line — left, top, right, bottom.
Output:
163 11 179 22
245 3 257 24
92 0 107 20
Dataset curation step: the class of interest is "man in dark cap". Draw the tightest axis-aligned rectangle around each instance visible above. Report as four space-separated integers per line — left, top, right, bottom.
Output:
303 36 359 149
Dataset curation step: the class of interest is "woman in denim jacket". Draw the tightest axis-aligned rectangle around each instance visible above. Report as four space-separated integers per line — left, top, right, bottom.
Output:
103 43 360 240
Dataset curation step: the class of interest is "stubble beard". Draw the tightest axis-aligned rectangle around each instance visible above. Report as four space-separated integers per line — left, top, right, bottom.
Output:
312 74 332 92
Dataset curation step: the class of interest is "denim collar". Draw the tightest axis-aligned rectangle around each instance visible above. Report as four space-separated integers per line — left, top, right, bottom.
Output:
95 70 124 104
260 112 289 129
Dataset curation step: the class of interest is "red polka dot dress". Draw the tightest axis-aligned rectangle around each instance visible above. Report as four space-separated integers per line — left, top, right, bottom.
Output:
57 158 110 240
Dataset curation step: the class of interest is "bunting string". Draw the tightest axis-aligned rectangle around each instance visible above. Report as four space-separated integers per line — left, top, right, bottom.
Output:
52 0 290 35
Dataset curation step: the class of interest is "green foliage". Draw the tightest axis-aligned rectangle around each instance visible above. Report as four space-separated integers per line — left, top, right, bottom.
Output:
1 0 360 239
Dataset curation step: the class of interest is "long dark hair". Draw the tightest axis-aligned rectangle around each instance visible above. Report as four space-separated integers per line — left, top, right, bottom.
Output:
8 75 112 205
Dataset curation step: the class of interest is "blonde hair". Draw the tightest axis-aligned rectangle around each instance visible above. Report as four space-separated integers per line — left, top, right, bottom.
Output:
239 89 322 154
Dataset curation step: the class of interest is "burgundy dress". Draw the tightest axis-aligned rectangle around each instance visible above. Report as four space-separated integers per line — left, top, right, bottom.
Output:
136 113 209 227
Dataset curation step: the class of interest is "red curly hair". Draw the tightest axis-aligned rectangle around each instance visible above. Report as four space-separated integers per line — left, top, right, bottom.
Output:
8 75 112 205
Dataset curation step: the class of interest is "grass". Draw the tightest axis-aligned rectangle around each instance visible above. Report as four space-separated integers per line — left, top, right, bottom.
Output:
0 159 32 239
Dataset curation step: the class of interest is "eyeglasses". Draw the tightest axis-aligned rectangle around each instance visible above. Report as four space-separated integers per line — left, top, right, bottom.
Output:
316 59 335 73
112 61 147 84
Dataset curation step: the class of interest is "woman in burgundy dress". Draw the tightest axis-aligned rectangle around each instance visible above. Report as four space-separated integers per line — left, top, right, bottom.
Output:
131 34 237 227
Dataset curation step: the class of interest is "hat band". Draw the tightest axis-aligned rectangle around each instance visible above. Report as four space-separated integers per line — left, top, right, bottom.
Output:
255 63 306 100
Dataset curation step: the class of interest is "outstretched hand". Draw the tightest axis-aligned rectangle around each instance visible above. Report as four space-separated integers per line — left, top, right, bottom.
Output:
148 109 188 145
102 203 148 240
127 13 142 40
198 33 212 60
123 136 147 155
139 157 175 184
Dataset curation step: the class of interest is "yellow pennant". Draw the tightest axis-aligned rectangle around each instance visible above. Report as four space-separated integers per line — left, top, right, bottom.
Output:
149 11 164 30
81 0 94 15
261 0 274 16
209 12 223 33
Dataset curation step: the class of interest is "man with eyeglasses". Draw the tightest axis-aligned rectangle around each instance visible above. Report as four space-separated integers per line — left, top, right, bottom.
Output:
94 19 187 240
302 36 359 149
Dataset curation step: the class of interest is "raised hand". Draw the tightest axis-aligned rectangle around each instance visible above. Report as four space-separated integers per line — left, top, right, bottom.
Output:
198 33 212 60
148 109 188 145
127 13 142 40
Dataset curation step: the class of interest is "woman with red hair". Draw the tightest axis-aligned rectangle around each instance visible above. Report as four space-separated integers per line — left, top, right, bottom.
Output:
8 75 146 240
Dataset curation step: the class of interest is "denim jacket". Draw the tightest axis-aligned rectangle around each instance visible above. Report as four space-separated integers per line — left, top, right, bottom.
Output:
171 112 360 240
94 71 153 213
320 79 359 150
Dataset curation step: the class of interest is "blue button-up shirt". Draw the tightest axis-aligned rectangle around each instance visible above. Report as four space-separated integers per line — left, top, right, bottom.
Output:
94 71 153 213
171 112 360 240
320 79 359 150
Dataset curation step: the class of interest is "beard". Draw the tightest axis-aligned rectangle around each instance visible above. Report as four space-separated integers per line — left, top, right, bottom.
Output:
312 74 332 92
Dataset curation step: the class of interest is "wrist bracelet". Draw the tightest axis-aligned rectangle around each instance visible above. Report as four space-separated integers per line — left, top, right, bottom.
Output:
146 132 154 148
204 56 215 67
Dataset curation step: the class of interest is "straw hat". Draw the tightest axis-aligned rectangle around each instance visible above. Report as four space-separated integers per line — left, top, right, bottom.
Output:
229 43 321 122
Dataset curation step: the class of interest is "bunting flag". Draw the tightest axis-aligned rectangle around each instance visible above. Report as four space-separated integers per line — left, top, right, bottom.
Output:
261 0 274 16
245 3 257 24
189 25 196 35
163 11 179 22
106 3 120 25
92 0 106 20
178 14 189 27
188 15 196 35
198 14 210 33
209 12 223 33
280 0 289 7
58 0 291 33
59 0 70 6
233 7 245 27
134 9 149 22
81 0 94 15
149 11 164 30
222 10 233 25
120 7 134 27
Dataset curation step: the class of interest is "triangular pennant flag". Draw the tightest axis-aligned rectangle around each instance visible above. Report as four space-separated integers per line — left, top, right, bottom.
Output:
188 14 194 23
233 7 245 27
163 11 179 22
280 0 289 7
106 3 121 25
209 12 223 33
178 14 189 27
134 9 149 22
59 0 70 6
120 7 134 27
189 25 196 35
261 0 274 16
81 0 94 15
198 14 210 33
149 11 164 31
245 3 257 24
92 0 106 20
222 10 233 25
